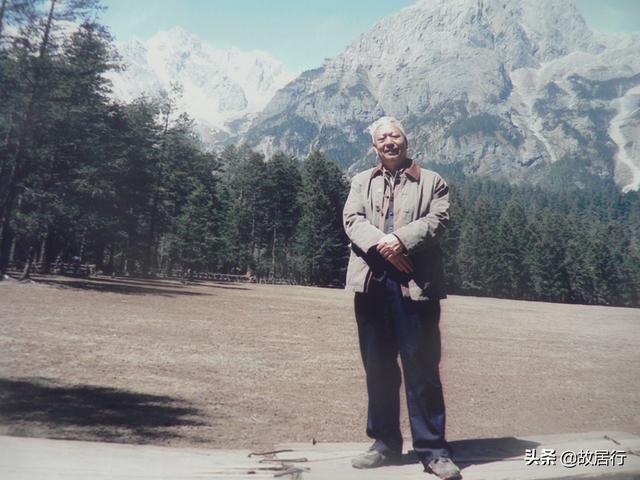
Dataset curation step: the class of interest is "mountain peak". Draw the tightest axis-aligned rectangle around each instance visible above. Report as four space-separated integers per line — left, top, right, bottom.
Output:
107 28 295 137
243 0 639 191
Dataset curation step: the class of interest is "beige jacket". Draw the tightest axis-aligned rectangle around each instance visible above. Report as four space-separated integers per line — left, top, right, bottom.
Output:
342 160 450 300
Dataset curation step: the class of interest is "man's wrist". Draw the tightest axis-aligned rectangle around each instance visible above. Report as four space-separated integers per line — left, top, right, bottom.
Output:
392 234 406 253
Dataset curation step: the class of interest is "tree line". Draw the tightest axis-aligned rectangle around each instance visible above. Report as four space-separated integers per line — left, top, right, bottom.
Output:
440 178 640 307
1 0 638 307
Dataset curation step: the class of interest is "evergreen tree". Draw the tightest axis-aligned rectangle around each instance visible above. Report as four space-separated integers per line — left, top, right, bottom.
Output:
528 211 573 302
263 152 301 279
494 200 532 298
295 150 349 286
582 222 640 306
175 174 223 276
456 195 501 295
221 145 268 275
0 0 106 278
441 183 464 292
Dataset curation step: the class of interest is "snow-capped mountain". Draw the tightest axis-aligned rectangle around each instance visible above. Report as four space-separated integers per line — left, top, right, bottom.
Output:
107 27 296 142
242 0 640 191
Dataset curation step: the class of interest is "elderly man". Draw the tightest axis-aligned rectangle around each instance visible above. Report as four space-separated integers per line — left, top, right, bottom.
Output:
343 117 460 480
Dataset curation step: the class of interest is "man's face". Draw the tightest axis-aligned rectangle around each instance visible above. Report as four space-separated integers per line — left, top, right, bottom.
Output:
373 123 408 169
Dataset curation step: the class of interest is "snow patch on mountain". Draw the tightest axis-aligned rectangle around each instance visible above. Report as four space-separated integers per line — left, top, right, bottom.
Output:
510 64 558 163
107 27 296 134
610 85 640 193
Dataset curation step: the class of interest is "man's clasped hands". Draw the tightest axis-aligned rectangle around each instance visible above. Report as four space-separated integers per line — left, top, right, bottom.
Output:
376 233 413 274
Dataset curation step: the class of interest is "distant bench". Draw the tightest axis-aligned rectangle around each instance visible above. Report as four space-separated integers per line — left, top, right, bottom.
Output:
7 262 96 277
6 263 295 284
183 272 256 283
151 270 295 284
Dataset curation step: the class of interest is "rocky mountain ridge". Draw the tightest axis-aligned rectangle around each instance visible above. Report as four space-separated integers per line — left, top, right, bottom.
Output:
107 1 640 191
243 0 640 191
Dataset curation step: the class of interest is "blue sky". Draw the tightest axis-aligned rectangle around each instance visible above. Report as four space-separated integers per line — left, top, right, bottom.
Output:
99 0 640 72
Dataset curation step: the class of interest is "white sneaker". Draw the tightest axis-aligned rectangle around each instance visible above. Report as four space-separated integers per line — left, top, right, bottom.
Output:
424 457 462 479
351 448 400 469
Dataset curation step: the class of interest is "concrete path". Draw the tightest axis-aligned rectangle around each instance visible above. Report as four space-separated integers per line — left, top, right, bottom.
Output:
1 431 639 479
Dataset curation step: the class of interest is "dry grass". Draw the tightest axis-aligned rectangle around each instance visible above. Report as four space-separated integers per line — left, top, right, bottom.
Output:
0 275 638 451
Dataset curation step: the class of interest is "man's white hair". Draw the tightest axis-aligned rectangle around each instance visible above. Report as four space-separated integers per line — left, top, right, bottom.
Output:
367 116 407 143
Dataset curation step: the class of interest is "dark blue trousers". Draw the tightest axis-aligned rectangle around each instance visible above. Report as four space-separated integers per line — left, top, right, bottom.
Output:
355 276 450 461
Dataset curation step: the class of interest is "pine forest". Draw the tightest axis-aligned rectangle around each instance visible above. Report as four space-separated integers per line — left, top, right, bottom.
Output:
1 0 639 307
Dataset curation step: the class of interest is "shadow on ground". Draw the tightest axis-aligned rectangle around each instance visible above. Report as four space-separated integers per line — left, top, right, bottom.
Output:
398 437 540 468
34 277 210 297
188 280 250 291
450 436 540 468
98 277 249 290
0 377 209 443
91 277 187 288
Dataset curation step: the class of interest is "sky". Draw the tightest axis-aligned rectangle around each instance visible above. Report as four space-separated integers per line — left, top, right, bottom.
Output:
99 0 640 72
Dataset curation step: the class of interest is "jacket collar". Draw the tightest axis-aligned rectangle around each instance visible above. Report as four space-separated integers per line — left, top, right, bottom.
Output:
370 158 421 181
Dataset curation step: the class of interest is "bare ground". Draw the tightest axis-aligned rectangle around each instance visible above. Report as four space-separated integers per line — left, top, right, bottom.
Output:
0 275 638 451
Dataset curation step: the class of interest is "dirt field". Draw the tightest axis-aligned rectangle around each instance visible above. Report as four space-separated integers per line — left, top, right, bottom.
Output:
0 275 638 451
